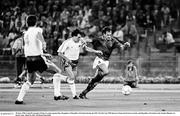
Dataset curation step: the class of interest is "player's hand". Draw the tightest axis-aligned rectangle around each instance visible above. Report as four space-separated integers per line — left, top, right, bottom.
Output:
65 58 71 64
43 53 53 60
124 42 130 47
95 50 103 55
66 59 76 67
66 59 74 66
42 42 47 52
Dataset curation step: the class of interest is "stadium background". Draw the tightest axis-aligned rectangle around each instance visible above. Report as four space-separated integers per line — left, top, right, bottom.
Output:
0 0 180 83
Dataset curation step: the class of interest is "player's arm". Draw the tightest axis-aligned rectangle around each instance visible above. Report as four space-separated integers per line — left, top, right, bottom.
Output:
11 40 18 55
134 66 139 81
80 38 103 55
112 37 130 50
37 32 46 51
124 67 128 82
84 46 102 55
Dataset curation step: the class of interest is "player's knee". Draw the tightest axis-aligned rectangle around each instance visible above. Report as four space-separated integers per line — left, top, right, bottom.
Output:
90 78 96 84
67 78 75 84
123 81 128 86
28 77 36 85
131 82 138 88
103 70 109 76
55 69 61 74
53 73 61 81
98 70 108 77
25 81 32 86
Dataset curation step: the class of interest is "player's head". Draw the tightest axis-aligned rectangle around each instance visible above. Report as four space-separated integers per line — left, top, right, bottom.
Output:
127 60 134 71
127 60 133 66
102 26 112 40
71 29 82 42
26 15 37 27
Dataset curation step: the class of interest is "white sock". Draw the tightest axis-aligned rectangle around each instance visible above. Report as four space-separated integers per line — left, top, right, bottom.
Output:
53 73 62 97
67 79 77 97
17 81 31 101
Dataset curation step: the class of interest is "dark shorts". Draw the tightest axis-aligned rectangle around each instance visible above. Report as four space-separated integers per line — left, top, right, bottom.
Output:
124 81 138 88
26 55 48 73
61 59 78 71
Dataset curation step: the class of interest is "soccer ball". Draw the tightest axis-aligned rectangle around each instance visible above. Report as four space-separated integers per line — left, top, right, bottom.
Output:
122 85 132 95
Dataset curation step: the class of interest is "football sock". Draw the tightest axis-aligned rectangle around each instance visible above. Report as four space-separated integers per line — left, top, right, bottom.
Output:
81 74 103 95
17 81 31 101
67 79 77 97
53 73 62 97
82 83 97 95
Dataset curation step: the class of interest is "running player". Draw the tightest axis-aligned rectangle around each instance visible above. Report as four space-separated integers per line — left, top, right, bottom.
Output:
15 15 68 104
57 29 102 99
79 27 130 99
123 60 139 88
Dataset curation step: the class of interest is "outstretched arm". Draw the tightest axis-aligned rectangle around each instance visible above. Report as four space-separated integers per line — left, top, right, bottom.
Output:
80 38 103 55
121 42 130 50
37 32 46 51
84 46 102 55
112 36 130 50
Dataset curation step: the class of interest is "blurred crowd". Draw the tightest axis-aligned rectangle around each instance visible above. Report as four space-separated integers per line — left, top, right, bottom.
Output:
0 0 178 55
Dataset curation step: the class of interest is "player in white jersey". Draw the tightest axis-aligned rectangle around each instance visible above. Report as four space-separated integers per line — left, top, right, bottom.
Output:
15 15 68 104
57 29 102 99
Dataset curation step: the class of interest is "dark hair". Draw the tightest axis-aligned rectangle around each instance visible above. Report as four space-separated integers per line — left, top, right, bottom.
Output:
71 29 82 37
102 26 111 34
27 15 37 26
127 60 133 64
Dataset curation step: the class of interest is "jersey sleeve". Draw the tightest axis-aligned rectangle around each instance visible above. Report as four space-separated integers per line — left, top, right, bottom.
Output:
112 37 125 49
57 40 68 53
37 27 43 34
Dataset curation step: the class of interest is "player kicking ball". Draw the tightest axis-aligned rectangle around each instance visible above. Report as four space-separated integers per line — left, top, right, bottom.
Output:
57 29 102 99
123 60 139 88
15 15 68 104
79 27 130 99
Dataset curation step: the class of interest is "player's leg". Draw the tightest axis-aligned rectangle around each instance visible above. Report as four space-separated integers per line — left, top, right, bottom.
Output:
15 56 48 104
45 60 69 100
65 66 79 99
15 57 27 83
14 57 25 85
79 63 109 99
14 69 27 88
18 69 27 80
123 81 129 86
35 72 45 83
131 81 138 88
15 72 36 104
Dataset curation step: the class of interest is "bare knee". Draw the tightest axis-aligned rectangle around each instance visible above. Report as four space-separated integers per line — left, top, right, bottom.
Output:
104 69 109 75
27 72 36 85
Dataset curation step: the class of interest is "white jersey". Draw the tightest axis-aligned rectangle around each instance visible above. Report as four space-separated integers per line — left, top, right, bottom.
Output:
24 27 43 57
57 38 84 60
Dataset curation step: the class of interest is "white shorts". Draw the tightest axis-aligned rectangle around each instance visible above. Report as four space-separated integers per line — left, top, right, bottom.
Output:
93 57 109 69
